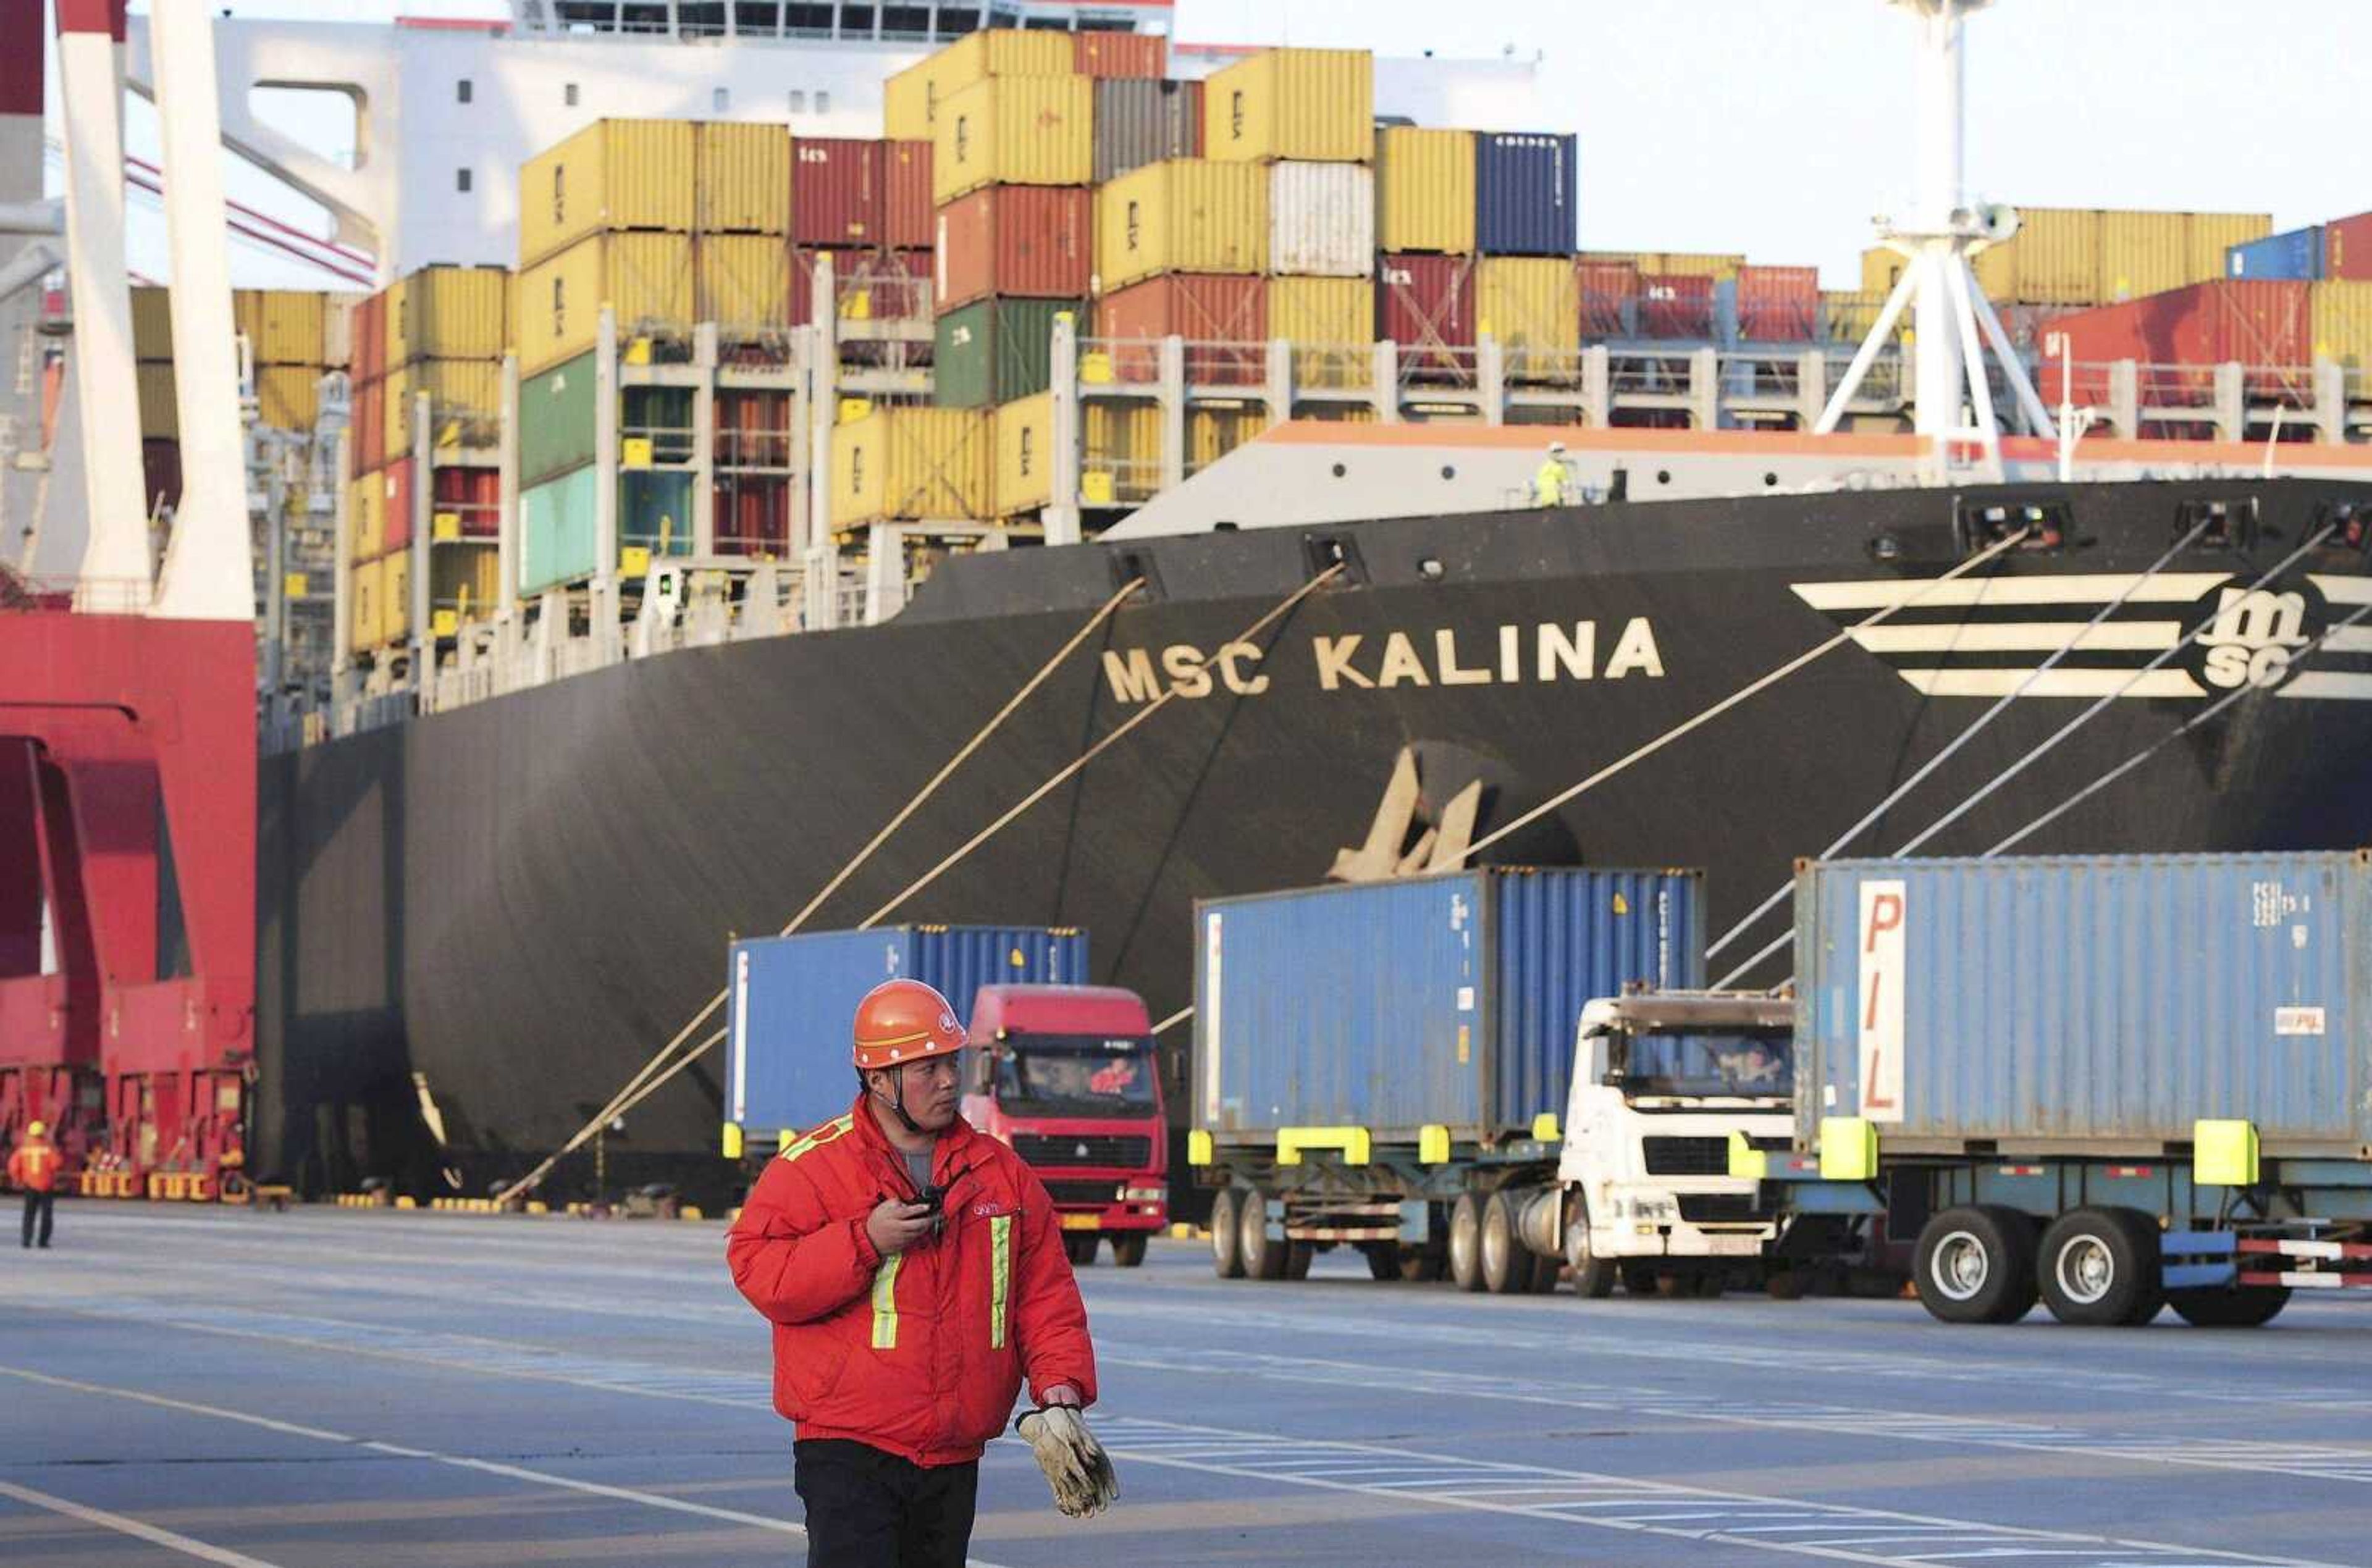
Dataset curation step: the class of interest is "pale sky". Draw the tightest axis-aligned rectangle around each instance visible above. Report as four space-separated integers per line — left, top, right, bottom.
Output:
69 1 2372 289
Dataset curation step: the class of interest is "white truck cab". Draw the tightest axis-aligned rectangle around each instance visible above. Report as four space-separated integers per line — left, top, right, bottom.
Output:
1556 990 1799 1295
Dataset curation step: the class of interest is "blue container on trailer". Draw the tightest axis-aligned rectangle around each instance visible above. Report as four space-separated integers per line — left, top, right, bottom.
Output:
1473 132 1577 257
1193 866 1704 1144
1795 852 2372 1155
2226 227 2324 280
727 925 1090 1138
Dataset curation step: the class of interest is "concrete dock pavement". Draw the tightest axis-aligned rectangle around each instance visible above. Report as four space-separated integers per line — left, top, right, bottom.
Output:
1 1204 2367 1566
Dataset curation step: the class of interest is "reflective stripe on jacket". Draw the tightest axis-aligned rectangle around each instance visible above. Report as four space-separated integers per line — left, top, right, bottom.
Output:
725 1095 1097 1467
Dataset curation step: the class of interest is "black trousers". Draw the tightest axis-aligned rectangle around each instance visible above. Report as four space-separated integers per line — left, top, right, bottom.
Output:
793 1438 978 1568
21 1191 53 1247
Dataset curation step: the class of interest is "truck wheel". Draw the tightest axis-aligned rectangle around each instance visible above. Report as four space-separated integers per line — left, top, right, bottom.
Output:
2168 1284 2290 1328
1479 1190 1531 1294
1209 1189 1245 1279
1528 1252 1563 1293
1239 1191 1287 1281
1447 1194 1486 1293
1065 1233 1099 1267
1398 1244 1446 1283
1110 1233 1148 1268
1362 1243 1400 1281
1284 1241 1314 1281
2037 1206 2159 1327
1563 1197 1617 1299
1914 1205 2037 1325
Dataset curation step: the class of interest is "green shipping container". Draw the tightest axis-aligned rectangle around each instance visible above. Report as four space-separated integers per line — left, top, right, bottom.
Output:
521 352 597 487
621 469 695 556
521 466 600 594
932 298 1081 409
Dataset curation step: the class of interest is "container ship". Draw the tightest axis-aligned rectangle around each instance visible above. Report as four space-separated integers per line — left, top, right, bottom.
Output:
7 2 2372 1202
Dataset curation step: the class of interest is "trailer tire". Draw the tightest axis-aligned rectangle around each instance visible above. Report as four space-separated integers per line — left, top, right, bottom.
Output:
1563 1196 1617 1299
1111 1234 1148 1268
1399 1244 1446 1283
1447 1194 1486 1293
1239 1191 1287 1281
1284 1242 1314 1281
2037 1206 2158 1327
1210 1189 1246 1279
1479 1190 1530 1294
1363 1243 1400 1281
1529 1252 1563 1293
2168 1283 2290 1328
1914 1205 2037 1325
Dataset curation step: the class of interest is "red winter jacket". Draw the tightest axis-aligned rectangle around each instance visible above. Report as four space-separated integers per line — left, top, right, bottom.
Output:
726 1096 1098 1467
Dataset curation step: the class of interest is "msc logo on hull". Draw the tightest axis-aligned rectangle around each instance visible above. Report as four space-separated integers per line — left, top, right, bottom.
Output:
1098 619 1667 705
1790 571 2372 702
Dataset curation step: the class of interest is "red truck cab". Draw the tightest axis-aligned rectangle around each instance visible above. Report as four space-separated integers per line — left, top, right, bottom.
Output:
961 984 1167 1267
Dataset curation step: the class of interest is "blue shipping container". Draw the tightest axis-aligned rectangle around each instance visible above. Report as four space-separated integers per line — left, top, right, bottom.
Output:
1195 866 1704 1142
1473 132 1576 258
1796 852 2372 1154
728 925 1090 1137
2226 227 2323 281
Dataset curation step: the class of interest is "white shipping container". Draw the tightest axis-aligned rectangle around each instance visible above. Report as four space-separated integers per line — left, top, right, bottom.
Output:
1268 162 1375 279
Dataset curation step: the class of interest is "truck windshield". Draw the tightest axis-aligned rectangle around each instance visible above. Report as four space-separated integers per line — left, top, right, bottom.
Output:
1621 1032 1794 1097
996 1036 1160 1117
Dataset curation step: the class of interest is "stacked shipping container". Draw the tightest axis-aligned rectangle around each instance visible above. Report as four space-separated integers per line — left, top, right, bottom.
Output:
1862 209 2272 308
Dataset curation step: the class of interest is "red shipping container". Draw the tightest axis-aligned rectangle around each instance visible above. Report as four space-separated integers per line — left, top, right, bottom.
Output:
2325 212 2372 282
716 474 794 555
1093 273 1268 386
1377 253 1474 376
1073 32 1167 79
790 246 932 328
354 293 385 385
715 390 794 470
2037 279 2312 406
1736 264 1818 343
934 186 1093 311
382 458 414 555
431 464 500 538
883 140 933 250
1576 260 1639 338
1639 273 1714 340
793 138 883 246
349 379 383 477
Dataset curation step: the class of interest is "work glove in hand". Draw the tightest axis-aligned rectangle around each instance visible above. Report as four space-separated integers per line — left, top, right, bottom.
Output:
1015 1405 1118 1518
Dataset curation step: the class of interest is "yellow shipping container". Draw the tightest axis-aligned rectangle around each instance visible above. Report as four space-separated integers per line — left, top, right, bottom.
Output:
1203 48 1372 164
383 550 413 645
348 561 381 654
2311 280 2372 369
256 365 320 430
384 359 503 461
1972 208 2100 305
1270 276 1374 386
696 121 791 235
430 542 502 624
1578 249 1744 280
1859 246 1905 297
389 266 509 363
137 363 178 439
1374 127 1474 255
2101 211 2192 301
1476 256 1578 362
933 75 1093 204
132 285 174 362
347 473 386 562
2188 212 2271 287
885 29 1073 141
235 289 327 366
1187 406 1262 476
830 408 993 526
1095 159 1268 291
696 233 793 333
994 392 1054 517
1821 290 1906 344
518 119 696 267
1083 402 1162 505
515 231 696 375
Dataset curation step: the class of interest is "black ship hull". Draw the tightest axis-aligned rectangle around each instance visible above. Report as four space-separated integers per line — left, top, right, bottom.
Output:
256 478 2372 1195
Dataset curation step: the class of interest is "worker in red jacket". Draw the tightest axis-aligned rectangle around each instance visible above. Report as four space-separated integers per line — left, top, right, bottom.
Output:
8 1120 60 1249
727 978 1116 1567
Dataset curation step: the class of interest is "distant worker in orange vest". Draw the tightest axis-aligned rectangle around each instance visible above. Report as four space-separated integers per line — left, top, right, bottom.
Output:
8 1121 60 1249
728 978 1114 1567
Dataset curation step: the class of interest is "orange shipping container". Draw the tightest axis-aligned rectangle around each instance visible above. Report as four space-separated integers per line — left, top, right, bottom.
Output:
1093 272 1268 385
934 186 1093 311
1072 33 1166 80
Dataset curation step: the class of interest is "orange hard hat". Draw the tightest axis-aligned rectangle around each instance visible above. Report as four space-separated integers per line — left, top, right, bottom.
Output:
852 978 967 1071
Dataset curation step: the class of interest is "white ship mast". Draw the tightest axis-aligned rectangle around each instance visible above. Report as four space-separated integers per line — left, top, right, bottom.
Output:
1818 0 2053 464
